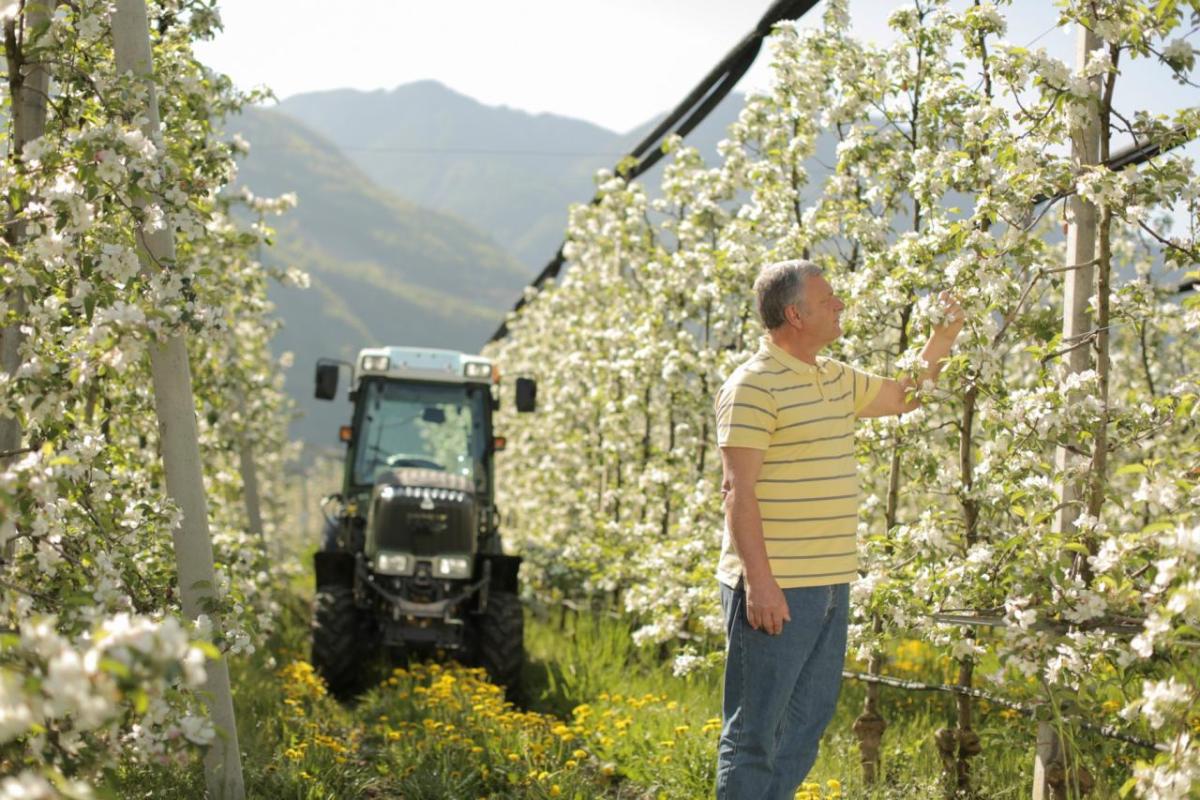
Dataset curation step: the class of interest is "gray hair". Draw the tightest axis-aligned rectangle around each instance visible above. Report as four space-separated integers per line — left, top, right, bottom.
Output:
753 260 824 330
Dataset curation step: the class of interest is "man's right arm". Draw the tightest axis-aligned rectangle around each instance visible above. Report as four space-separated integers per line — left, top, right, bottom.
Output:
721 446 790 635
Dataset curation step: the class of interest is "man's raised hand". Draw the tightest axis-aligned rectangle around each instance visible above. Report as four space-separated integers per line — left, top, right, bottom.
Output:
932 290 965 339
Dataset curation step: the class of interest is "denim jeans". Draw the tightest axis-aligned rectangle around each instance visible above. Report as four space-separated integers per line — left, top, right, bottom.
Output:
715 580 849 800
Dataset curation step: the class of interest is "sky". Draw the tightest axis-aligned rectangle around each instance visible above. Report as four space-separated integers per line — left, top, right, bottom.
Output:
195 1 1196 138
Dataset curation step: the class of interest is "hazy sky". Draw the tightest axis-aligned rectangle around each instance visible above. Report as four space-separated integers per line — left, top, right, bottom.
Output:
195 1 1195 135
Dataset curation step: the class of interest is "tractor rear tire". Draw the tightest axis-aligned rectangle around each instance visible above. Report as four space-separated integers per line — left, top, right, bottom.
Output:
477 591 524 695
312 585 374 700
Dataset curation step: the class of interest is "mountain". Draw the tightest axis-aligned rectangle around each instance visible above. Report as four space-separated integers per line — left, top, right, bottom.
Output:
275 81 751 268
230 81 840 452
224 107 530 451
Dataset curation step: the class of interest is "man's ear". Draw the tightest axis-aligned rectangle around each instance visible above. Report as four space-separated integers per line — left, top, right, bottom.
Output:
784 304 802 330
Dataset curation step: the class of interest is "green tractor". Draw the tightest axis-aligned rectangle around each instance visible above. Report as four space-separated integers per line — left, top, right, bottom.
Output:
311 346 535 698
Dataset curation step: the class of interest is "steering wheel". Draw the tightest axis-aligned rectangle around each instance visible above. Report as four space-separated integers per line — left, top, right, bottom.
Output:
385 453 445 471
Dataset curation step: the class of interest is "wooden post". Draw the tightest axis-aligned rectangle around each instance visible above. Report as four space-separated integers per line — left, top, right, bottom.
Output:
1 2 51 559
1051 27 1101 534
1034 720 1095 800
1042 20 1101 800
1033 721 1063 800
237 393 265 544
111 3 245 798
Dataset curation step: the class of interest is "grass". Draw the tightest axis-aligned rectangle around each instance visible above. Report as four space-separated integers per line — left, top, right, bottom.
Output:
119 590 1140 799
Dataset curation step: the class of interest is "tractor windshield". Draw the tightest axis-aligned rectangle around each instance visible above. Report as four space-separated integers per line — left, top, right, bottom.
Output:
353 380 487 488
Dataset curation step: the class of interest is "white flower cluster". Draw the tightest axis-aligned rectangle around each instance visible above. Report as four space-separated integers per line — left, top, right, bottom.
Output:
0 0 303 793
487 0 1200 794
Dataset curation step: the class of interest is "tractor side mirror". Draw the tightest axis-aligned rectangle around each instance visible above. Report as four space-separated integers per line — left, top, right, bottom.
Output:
315 363 339 400
422 407 446 424
515 377 537 413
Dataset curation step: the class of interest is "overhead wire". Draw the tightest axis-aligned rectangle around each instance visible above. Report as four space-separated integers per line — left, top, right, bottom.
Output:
487 0 822 343
486 4 1199 343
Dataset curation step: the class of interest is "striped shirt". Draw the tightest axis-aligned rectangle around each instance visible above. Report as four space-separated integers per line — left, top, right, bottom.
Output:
715 337 883 589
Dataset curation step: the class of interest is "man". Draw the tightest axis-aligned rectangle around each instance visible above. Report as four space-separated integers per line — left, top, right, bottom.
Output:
714 259 964 799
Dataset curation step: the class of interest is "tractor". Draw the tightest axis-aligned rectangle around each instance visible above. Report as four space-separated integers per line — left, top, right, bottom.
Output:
310 346 535 698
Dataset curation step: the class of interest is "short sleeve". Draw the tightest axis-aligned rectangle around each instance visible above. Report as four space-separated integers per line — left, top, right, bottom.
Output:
850 365 885 416
716 376 777 450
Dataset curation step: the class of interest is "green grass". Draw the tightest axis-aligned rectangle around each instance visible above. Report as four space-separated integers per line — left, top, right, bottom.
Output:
119 591 1138 799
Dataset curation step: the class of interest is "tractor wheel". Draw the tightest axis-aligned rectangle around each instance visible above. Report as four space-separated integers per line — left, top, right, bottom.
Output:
311 585 374 700
476 591 524 695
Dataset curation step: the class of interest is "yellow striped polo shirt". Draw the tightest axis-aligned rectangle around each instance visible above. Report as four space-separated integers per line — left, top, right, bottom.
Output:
715 337 884 589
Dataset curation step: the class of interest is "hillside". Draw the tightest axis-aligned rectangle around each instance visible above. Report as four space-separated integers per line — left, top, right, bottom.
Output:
275 81 751 268
224 107 529 450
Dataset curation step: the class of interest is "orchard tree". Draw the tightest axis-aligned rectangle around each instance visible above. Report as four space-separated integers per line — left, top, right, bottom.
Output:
488 0 1200 793
0 0 301 796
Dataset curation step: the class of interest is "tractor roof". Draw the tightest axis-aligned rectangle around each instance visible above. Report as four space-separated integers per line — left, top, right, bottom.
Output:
353 346 494 387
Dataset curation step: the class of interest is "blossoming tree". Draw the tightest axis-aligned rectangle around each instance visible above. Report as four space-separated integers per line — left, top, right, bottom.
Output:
0 0 299 797
488 0 1200 794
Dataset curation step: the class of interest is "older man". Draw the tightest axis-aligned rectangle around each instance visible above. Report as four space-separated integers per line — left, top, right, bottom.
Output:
714 260 963 799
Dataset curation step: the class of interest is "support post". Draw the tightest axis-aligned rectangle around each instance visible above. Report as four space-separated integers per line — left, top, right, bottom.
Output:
1 2 51 559
1034 720 1095 800
1042 21 1101 800
111 3 245 797
237 393 265 544
1051 25 1101 539
1033 721 1063 800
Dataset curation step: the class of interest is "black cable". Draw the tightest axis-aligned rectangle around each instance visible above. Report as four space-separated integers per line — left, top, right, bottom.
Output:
625 46 761 181
489 21 1198 342
1031 123 1194 206
488 0 821 343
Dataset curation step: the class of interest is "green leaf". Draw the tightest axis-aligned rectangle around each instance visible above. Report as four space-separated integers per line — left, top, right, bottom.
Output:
192 640 221 659
1114 463 1147 476
99 658 131 679
131 688 149 715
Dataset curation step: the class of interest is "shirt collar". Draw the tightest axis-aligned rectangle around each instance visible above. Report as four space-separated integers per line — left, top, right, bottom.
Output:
759 336 826 377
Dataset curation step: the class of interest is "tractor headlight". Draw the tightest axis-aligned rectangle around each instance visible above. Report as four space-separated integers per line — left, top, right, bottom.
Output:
374 551 413 576
435 555 472 579
463 361 491 379
361 355 391 372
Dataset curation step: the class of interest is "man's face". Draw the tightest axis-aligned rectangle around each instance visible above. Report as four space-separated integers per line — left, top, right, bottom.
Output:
794 274 845 344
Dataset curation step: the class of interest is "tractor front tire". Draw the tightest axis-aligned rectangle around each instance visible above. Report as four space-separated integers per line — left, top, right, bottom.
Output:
312 585 374 700
477 591 524 695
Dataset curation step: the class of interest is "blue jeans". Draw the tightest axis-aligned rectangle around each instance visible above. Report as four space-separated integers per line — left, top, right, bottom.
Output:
715 580 849 800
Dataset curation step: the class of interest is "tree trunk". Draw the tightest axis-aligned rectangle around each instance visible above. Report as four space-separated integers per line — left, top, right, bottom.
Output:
110 3 245 797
